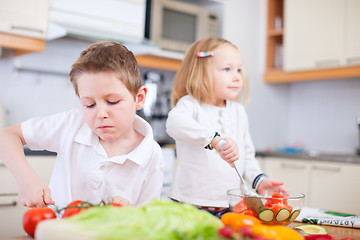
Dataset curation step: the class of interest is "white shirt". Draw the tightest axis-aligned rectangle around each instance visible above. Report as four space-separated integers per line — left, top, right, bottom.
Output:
22 108 164 208
166 95 263 208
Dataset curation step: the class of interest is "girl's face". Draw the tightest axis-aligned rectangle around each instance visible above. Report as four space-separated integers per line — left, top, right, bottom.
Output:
77 71 146 143
210 44 243 107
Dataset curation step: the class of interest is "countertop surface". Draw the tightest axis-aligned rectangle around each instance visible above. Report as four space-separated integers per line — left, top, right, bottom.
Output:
256 151 360 164
23 147 360 164
6 223 360 240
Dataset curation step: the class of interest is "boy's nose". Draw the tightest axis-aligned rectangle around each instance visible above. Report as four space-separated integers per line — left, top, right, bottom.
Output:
96 106 109 119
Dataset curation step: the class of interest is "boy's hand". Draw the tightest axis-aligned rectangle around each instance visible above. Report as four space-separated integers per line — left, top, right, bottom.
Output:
18 175 54 208
256 178 289 197
212 137 239 165
112 196 131 207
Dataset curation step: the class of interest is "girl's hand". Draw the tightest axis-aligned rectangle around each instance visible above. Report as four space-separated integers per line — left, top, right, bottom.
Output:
256 178 289 197
212 137 239 165
18 175 54 208
112 196 131 207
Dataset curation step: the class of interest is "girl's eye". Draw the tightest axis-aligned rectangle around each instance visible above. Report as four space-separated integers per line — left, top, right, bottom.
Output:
237 68 242 73
224 67 230 72
108 100 120 105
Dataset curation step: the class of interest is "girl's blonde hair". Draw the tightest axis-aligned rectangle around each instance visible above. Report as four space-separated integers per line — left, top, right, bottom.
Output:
171 37 249 107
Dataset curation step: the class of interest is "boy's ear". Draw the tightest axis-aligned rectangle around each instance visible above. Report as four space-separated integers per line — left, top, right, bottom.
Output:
135 86 147 110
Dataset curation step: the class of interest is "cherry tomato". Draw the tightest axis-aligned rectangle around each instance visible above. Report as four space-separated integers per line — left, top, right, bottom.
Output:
62 200 92 218
23 207 56 238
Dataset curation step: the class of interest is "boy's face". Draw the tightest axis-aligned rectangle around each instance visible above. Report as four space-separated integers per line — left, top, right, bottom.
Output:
210 44 243 107
77 71 146 142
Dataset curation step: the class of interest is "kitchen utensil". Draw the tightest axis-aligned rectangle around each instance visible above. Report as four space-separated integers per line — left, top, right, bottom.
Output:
218 140 264 214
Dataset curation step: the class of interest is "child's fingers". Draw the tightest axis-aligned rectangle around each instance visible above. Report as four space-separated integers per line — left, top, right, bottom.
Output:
43 188 55 205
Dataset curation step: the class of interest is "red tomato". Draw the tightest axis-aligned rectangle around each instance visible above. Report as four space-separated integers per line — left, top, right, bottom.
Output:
233 200 246 213
23 207 56 238
265 193 287 207
62 200 91 218
111 203 123 207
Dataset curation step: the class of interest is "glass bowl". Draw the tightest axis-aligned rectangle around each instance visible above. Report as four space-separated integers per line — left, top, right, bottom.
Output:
226 188 305 225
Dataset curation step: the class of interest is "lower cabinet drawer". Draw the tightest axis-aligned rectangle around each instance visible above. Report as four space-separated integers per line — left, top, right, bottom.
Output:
0 195 28 239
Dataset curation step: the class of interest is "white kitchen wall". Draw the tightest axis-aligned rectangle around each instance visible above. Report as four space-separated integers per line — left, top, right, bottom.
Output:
288 78 360 154
222 0 291 151
0 0 359 155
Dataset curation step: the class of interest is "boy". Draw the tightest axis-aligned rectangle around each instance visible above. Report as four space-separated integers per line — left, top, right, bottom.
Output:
0 41 164 208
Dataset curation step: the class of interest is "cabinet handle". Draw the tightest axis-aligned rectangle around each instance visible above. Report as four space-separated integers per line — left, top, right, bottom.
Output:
346 57 360 65
0 201 17 207
281 163 306 170
10 25 44 34
315 59 340 68
312 165 341 172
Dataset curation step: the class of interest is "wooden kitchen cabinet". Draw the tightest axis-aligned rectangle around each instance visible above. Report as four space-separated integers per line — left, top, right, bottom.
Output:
261 157 311 205
0 155 55 239
0 0 48 55
262 156 360 215
264 0 360 83
135 54 182 71
283 0 343 71
345 0 360 67
309 160 360 215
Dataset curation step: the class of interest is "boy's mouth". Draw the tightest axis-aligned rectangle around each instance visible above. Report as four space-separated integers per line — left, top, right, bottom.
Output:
98 125 112 129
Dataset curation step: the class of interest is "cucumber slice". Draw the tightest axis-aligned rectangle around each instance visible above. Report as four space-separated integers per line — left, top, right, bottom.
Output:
258 209 274 222
288 210 300 223
294 224 328 235
275 208 291 222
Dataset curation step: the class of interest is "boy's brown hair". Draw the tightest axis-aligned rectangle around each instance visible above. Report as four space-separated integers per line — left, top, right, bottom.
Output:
171 37 249 107
69 41 141 98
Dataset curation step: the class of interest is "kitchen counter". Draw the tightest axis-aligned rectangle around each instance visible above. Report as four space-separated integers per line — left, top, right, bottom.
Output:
6 224 360 240
289 222 360 240
256 151 360 164
23 148 56 156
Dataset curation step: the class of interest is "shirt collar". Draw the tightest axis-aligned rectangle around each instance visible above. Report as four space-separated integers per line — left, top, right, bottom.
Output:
74 115 155 167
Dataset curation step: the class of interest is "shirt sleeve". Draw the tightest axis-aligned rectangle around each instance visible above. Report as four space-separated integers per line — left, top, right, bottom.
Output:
166 96 214 148
21 109 83 153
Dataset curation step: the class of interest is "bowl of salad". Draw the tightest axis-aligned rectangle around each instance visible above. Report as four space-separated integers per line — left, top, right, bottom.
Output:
227 188 305 225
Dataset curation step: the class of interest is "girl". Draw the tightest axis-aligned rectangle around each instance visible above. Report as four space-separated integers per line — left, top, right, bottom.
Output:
166 37 287 213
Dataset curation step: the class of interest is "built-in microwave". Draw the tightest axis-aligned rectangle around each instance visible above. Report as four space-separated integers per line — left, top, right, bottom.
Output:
145 0 220 52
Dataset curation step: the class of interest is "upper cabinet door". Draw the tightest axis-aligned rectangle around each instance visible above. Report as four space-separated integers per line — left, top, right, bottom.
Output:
345 0 360 66
0 0 49 39
283 0 343 72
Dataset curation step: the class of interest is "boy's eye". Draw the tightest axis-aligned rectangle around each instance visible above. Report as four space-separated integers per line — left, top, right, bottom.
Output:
108 100 120 105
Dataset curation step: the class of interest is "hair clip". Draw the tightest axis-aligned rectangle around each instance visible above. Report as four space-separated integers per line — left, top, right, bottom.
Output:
197 51 214 58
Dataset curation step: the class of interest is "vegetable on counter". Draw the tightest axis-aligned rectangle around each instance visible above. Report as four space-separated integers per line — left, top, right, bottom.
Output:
22 199 123 238
233 192 300 225
220 212 304 240
22 207 56 238
35 199 224 240
294 225 328 235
